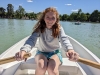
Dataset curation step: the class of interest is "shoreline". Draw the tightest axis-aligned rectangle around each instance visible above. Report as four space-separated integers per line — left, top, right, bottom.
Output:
0 18 100 24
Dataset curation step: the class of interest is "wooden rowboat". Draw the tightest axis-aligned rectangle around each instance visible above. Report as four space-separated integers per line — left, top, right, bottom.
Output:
0 35 100 75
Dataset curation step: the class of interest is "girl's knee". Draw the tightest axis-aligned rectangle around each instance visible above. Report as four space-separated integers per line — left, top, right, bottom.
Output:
47 65 59 74
36 63 47 75
37 59 47 69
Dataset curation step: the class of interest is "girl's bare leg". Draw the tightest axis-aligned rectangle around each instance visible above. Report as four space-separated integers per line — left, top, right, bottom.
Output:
35 54 48 75
47 54 61 75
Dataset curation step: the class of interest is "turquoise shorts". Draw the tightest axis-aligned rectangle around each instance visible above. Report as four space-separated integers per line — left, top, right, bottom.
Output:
35 50 63 64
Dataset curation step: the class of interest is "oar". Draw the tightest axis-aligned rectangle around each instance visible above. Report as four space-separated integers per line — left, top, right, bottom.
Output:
0 53 100 69
0 53 31 65
78 57 100 69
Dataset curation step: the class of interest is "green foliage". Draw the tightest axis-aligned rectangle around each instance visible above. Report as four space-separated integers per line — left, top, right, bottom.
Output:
89 10 100 22
0 7 5 17
0 4 100 22
7 4 14 18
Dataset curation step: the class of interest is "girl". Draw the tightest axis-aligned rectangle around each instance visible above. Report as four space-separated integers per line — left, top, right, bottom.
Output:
15 7 79 75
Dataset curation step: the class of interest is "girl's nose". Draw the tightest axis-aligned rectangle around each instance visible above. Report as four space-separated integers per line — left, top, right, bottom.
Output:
48 18 52 21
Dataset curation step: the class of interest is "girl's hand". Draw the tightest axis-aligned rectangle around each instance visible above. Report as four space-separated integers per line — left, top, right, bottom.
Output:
15 50 27 61
66 49 79 61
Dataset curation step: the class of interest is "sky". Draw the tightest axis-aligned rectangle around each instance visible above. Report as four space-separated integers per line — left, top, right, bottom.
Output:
0 0 100 15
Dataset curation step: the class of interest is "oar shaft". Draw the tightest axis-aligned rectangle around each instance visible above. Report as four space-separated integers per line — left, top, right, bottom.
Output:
0 53 31 65
78 57 100 69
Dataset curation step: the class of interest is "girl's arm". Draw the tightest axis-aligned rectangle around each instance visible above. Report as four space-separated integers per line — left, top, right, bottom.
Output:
59 26 73 52
20 32 39 52
59 27 79 61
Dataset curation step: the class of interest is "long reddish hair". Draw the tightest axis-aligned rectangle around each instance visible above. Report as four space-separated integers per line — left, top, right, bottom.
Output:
32 7 60 38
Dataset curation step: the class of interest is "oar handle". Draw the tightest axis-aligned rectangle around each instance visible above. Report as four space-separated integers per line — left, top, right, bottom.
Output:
78 57 100 69
0 53 31 65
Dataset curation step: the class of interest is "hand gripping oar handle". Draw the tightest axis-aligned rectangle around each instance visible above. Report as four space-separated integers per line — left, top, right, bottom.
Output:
0 53 31 65
78 57 100 69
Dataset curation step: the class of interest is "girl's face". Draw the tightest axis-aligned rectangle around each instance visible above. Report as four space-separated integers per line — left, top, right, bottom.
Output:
44 12 57 29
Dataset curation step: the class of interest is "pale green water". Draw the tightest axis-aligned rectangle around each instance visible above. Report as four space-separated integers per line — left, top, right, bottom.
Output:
0 19 100 58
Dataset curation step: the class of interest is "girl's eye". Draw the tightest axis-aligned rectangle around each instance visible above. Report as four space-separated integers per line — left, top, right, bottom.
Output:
52 17 55 20
46 17 55 20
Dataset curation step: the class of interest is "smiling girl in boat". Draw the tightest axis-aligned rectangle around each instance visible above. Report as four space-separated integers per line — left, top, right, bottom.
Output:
15 7 79 75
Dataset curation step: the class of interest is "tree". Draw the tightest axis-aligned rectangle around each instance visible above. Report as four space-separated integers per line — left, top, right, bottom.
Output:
69 12 77 21
86 13 90 21
80 13 87 21
78 9 82 15
7 4 14 18
98 12 100 22
62 14 68 21
0 7 5 18
76 9 82 21
15 6 25 19
90 10 99 22
29 12 37 19
59 14 62 21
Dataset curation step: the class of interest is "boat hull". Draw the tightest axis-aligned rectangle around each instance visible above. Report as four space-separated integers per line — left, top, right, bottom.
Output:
0 36 100 75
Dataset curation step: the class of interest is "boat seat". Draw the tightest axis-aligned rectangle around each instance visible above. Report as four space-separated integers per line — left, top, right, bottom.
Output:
20 57 83 75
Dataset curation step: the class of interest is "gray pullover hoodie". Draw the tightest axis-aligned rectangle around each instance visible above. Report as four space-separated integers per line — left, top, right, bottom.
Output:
20 26 73 52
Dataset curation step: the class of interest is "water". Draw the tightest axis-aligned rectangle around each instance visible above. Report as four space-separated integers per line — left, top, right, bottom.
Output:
0 19 100 58
0 19 37 53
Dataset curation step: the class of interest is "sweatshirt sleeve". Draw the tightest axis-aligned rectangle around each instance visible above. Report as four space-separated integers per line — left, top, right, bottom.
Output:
20 32 39 52
59 26 73 52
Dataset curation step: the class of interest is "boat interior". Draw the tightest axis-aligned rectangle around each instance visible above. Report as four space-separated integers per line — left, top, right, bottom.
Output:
0 36 100 75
